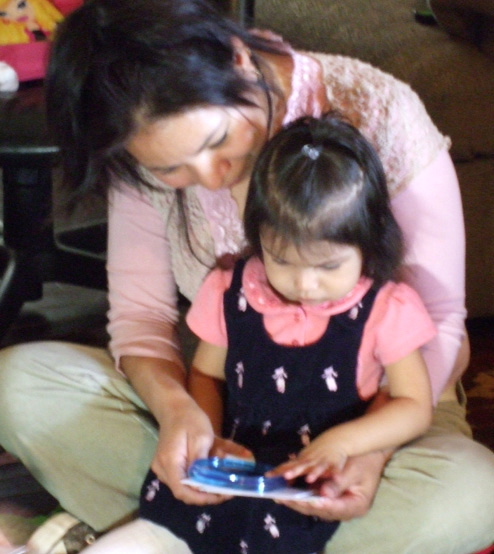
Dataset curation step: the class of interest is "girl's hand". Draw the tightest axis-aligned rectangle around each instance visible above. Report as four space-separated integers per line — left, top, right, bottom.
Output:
269 431 349 484
151 394 229 505
275 450 389 521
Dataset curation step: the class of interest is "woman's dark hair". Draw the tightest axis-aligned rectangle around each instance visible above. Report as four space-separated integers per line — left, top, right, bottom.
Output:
244 113 404 286
45 0 286 203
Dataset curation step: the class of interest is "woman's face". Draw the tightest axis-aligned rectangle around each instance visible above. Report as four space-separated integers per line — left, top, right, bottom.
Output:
126 103 269 192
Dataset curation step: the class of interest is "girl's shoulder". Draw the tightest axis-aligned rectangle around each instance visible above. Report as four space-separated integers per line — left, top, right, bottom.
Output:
373 281 435 331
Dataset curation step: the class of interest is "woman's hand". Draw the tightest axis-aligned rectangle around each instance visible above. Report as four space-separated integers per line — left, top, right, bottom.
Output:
151 392 230 505
275 450 389 521
122 355 230 505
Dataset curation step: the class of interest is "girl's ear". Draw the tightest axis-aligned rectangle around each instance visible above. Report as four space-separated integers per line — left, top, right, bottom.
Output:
231 36 259 81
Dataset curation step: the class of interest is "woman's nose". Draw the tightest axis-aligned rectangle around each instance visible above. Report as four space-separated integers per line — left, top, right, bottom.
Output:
195 155 231 190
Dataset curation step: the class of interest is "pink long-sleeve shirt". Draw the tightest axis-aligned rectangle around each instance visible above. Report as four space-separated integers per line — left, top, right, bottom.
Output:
106 50 466 405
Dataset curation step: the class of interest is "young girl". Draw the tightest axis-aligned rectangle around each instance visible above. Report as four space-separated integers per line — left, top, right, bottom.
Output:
83 113 436 554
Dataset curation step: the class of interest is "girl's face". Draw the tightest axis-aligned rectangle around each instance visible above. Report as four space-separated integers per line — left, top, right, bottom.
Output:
125 103 268 193
261 232 363 305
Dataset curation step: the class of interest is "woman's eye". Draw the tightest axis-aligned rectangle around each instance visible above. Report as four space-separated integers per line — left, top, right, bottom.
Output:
210 132 227 149
18 0 27 9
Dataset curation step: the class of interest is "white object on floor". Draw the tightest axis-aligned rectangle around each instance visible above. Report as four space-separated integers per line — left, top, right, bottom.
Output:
0 62 19 93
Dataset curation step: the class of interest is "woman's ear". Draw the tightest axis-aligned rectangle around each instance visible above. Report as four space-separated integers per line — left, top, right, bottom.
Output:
231 36 259 81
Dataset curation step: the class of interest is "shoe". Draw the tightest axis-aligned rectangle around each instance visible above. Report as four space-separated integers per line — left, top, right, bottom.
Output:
26 513 100 554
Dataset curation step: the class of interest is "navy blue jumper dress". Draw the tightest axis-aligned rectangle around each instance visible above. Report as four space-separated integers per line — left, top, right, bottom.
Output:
140 259 378 554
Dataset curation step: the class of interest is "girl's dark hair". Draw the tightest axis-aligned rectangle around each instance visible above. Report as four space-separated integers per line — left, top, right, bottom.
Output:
244 113 404 286
45 0 286 203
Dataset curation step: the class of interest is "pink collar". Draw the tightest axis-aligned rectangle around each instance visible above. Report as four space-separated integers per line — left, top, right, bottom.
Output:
242 257 373 316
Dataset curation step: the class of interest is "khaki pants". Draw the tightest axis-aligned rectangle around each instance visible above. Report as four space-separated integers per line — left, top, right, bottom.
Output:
0 341 493 553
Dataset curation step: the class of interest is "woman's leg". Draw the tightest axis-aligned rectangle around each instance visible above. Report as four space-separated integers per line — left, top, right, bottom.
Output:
324 398 494 554
0 342 158 531
82 520 192 554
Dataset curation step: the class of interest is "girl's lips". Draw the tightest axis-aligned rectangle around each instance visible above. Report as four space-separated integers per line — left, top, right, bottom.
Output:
17 16 29 22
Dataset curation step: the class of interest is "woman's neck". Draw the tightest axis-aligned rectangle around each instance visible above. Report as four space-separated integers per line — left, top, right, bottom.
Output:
255 50 294 137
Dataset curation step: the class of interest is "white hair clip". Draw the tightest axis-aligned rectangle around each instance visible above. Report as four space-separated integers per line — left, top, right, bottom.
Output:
302 144 321 161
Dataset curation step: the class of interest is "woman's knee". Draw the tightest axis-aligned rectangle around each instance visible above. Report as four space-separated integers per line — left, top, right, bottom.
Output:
0 341 111 448
387 432 494 551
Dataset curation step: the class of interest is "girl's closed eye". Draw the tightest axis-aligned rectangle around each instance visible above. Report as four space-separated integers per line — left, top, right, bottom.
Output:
319 263 341 271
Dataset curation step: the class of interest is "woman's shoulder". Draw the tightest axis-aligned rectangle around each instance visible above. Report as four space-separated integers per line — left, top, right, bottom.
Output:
299 51 451 194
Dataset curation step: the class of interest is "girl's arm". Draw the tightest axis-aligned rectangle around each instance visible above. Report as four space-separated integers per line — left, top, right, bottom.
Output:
187 340 253 459
273 349 433 483
187 341 228 436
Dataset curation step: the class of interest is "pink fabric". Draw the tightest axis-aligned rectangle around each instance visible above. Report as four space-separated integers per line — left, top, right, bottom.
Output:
186 257 436 400
390 149 466 399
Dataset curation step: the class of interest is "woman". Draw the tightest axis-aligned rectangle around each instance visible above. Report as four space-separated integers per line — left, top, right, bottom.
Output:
0 0 493 552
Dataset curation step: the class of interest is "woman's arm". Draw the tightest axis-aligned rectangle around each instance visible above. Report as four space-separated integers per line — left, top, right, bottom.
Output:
391 149 468 402
107 185 223 503
107 184 183 370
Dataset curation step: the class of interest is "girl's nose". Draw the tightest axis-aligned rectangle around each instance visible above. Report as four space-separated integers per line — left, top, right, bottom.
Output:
196 155 231 190
296 269 318 293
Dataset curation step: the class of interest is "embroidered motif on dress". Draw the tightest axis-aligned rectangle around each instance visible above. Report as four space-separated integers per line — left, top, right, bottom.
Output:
298 424 311 446
195 513 211 534
262 420 272 435
237 287 247 312
144 479 160 501
235 361 245 388
263 514 280 538
349 301 363 320
272 366 288 393
322 366 339 392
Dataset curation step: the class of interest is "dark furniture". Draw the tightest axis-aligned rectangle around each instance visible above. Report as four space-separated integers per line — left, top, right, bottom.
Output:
0 82 107 340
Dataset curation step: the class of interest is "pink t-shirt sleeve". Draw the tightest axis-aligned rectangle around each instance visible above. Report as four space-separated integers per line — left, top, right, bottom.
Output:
372 283 437 366
185 267 232 347
357 281 437 400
